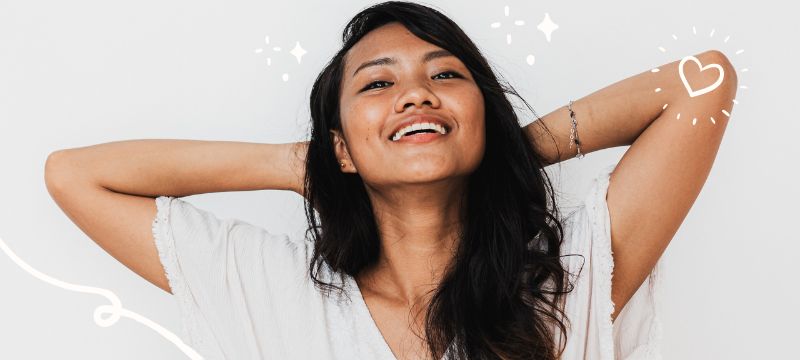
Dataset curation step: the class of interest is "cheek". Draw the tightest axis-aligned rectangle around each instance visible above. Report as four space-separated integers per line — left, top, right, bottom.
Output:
472 92 486 134
453 89 486 132
341 100 386 144
470 88 486 116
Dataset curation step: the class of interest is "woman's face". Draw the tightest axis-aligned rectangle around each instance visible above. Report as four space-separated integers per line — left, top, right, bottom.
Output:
334 22 486 190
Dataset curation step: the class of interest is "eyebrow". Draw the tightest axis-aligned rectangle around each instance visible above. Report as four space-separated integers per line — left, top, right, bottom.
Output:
351 49 456 78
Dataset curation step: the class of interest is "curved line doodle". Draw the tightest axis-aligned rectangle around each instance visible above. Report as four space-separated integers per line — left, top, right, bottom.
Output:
0 236 203 359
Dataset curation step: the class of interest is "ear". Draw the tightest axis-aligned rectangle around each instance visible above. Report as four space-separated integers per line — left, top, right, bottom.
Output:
330 128 357 173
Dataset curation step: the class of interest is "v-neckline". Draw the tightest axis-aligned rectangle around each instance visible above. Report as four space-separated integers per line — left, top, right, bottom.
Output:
346 273 453 360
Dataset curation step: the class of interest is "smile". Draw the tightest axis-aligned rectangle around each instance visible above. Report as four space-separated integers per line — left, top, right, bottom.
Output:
390 129 449 144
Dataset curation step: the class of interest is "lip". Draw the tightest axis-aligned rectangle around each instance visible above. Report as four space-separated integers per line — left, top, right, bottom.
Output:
387 114 451 141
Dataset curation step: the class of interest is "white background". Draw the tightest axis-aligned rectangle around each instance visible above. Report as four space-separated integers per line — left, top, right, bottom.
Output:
1 0 796 358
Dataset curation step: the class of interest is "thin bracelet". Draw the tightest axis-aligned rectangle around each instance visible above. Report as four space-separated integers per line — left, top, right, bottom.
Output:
567 100 585 159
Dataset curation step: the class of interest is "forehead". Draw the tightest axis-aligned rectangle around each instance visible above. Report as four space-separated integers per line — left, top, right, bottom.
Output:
343 22 446 73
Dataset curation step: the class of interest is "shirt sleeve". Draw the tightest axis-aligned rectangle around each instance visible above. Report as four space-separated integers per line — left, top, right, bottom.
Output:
557 163 664 360
150 195 311 359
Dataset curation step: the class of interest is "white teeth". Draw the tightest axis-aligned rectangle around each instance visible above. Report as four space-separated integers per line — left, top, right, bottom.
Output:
391 122 448 141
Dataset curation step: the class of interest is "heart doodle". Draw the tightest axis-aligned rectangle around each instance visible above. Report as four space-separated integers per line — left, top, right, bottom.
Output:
679 55 725 98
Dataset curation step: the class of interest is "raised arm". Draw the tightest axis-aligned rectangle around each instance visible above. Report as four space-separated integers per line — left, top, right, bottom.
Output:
525 49 738 320
44 139 308 293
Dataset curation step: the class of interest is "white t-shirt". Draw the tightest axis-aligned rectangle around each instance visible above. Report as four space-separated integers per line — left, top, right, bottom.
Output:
151 162 663 360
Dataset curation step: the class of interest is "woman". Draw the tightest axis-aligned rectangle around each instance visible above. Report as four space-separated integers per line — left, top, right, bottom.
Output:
44 1 737 359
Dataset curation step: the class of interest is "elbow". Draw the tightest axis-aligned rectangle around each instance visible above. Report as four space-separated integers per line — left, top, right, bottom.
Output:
44 150 78 196
701 49 739 96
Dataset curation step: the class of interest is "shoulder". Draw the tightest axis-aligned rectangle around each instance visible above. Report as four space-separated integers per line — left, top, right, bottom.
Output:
553 163 664 359
152 196 314 294
559 162 617 254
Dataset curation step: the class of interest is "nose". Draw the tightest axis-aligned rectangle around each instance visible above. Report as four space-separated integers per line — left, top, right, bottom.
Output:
394 81 441 113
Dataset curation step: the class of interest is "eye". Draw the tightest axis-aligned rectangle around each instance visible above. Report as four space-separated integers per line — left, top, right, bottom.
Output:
360 80 393 92
432 71 464 80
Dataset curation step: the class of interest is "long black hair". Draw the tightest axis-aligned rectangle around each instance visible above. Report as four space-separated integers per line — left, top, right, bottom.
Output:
301 1 576 359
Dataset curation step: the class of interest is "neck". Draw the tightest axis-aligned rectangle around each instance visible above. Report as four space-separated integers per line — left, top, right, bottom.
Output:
359 179 467 305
